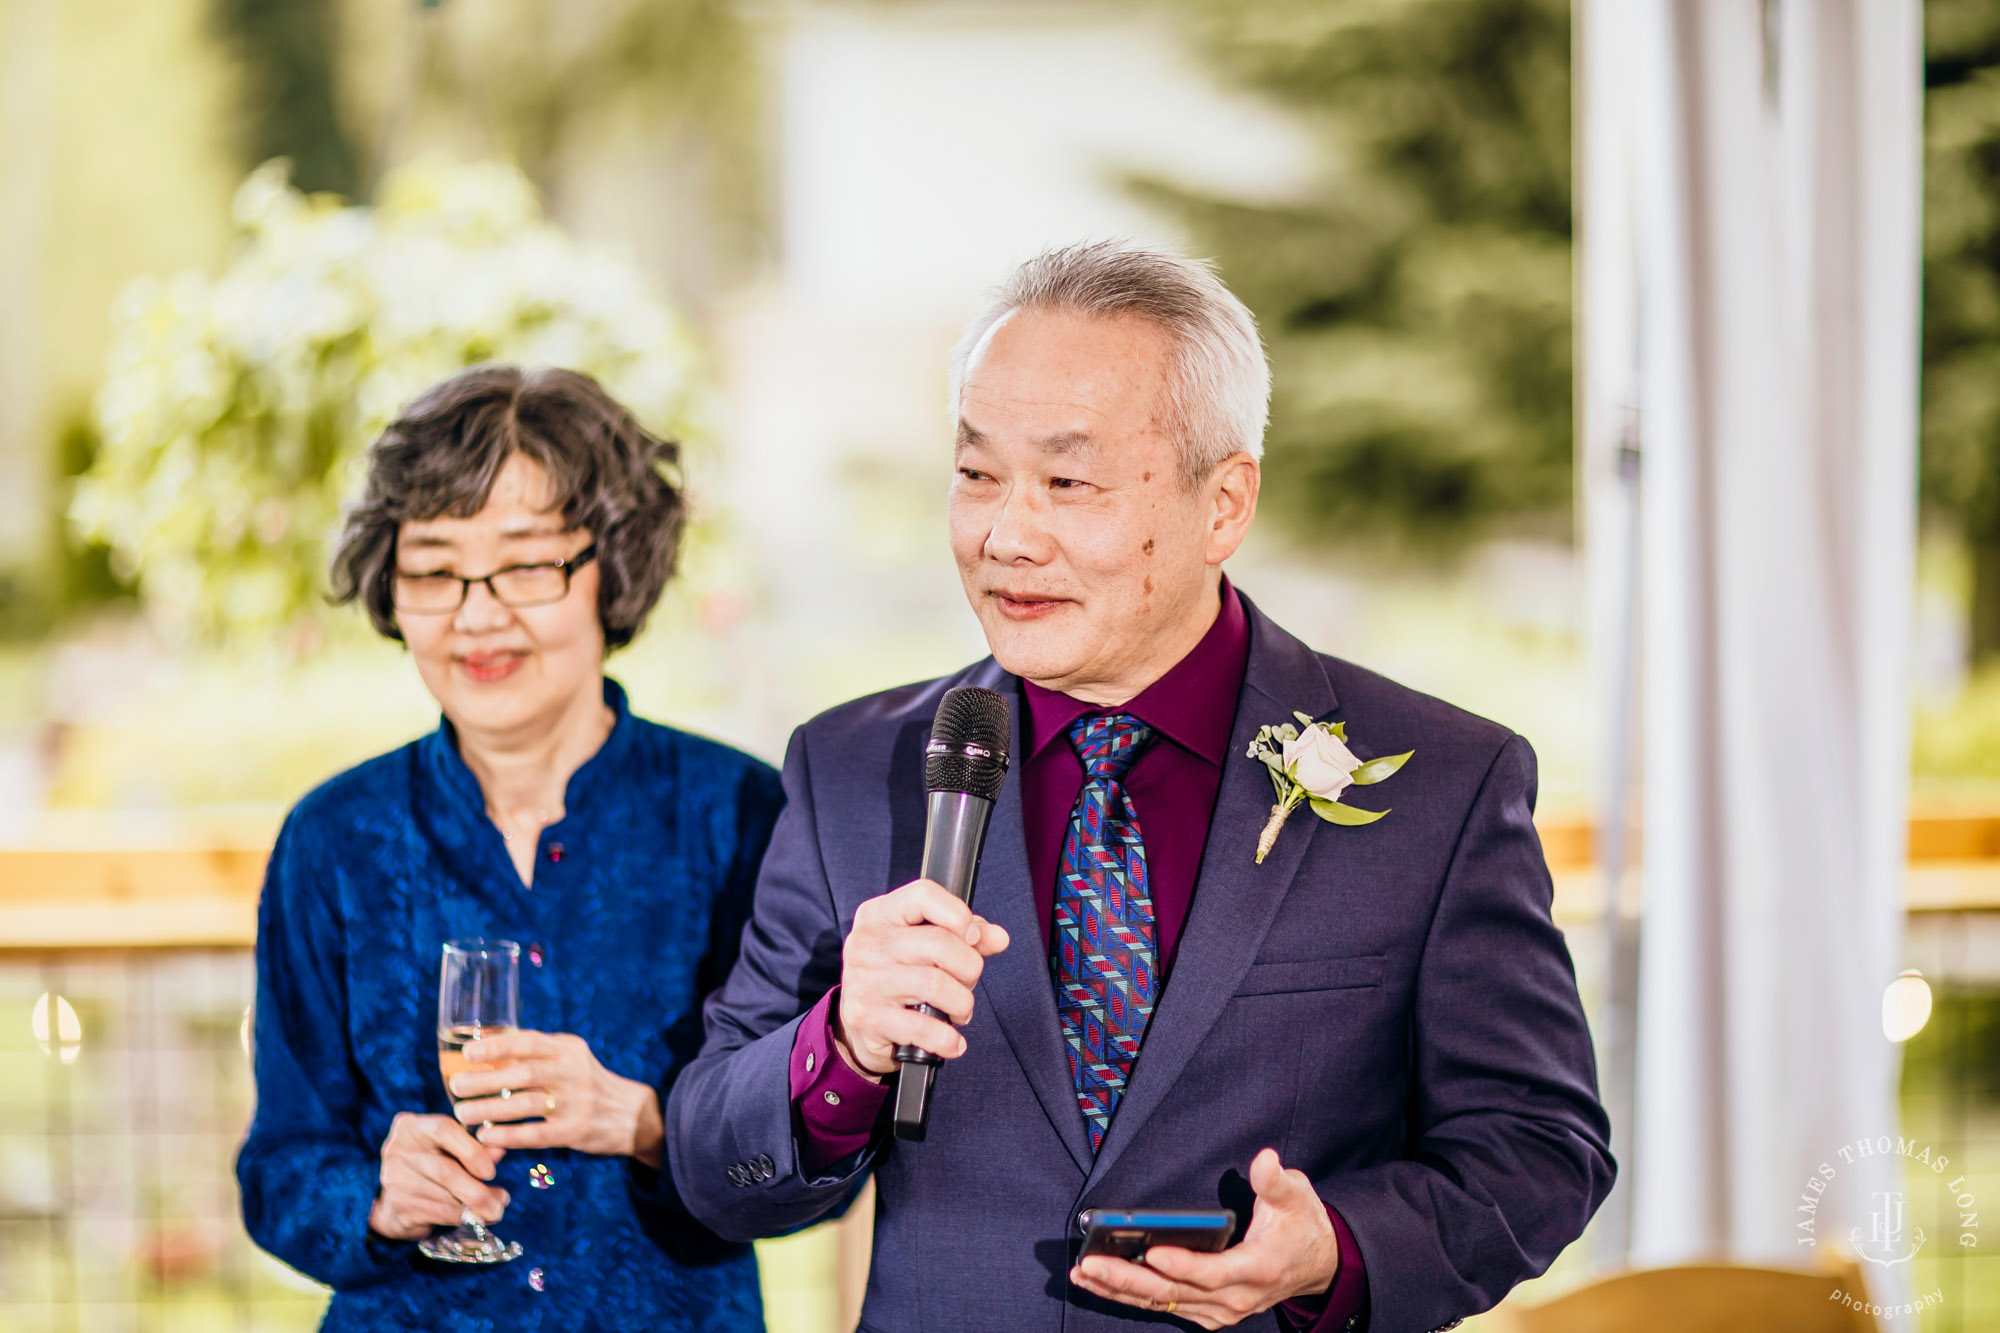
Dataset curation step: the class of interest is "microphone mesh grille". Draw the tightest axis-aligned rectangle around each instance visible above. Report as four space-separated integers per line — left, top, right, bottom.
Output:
926 686 1011 799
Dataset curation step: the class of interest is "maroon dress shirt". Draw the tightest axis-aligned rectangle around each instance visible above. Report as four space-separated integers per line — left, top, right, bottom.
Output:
787 580 1367 1331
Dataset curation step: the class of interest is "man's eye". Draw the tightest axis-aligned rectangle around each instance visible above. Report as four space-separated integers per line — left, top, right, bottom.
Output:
1049 476 1085 490
957 468 992 482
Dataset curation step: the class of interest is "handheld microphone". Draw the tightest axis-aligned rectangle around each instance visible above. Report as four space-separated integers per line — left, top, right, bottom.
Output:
891 685 1011 1141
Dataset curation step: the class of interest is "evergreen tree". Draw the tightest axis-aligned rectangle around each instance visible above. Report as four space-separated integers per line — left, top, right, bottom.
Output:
213 0 359 197
1149 0 1573 554
1922 0 2000 660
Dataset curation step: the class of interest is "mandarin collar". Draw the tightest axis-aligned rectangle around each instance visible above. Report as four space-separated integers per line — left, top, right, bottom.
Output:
422 676 636 817
1021 577 1250 767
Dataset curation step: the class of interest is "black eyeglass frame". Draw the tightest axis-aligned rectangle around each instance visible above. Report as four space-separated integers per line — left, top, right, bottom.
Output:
390 544 599 614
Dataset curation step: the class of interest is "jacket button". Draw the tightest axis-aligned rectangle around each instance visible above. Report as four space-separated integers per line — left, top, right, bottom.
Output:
756 1154 776 1179
726 1164 746 1187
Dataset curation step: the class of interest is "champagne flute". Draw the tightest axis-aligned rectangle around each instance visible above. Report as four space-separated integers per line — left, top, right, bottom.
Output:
421 939 523 1264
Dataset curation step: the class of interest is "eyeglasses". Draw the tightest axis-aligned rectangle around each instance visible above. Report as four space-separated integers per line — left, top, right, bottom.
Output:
392 546 598 614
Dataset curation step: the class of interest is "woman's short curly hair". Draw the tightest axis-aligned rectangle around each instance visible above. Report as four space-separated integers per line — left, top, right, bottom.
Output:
329 365 685 652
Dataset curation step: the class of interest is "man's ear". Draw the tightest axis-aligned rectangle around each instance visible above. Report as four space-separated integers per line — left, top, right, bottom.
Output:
1205 453 1260 564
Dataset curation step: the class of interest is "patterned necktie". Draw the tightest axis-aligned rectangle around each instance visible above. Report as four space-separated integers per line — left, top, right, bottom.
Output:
1051 713 1158 1153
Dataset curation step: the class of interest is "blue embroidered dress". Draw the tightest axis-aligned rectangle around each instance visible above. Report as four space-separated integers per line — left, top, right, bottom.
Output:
237 679 783 1331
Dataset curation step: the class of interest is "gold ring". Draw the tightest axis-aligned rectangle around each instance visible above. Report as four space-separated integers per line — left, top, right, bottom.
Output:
1166 1300 1178 1315
544 1091 557 1116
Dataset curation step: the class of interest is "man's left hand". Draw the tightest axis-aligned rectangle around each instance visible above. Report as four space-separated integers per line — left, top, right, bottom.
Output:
1070 1148 1337 1330
451 1029 665 1167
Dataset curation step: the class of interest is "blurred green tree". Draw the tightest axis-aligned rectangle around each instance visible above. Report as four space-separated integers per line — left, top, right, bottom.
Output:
216 0 764 270
214 0 360 196
69 160 711 642
1148 0 1573 553
410 0 768 286
1922 0 2000 660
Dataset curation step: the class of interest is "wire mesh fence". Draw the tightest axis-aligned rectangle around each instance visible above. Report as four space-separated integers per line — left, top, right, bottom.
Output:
0 946 1992 1332
0 951 326 1333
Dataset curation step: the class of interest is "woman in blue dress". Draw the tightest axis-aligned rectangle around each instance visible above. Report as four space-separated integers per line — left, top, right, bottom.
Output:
236 365 782 1330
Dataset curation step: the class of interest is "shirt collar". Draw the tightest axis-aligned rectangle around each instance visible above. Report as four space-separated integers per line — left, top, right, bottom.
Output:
1022 577 1250 768
423 676 637 815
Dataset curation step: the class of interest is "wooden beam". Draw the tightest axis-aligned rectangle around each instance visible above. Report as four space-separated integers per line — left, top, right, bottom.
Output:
6 811 2000 950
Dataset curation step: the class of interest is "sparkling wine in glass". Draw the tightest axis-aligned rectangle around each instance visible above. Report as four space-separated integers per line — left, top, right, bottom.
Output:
421 938 522 1264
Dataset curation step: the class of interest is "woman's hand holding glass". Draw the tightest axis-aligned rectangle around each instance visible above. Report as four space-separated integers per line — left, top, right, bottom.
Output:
450 1031 666 1167
368 1112 510 1240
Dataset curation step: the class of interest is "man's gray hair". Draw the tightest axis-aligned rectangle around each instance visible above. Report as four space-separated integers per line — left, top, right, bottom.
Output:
948 241 1270 484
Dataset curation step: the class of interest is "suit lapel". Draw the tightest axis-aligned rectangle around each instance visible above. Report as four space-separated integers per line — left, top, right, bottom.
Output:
1085 603 1338 1185
963 661 1097 1174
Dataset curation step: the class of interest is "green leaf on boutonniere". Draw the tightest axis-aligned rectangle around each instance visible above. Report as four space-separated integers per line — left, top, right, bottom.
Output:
1308 797 1388 826
1331 721 1347 742
1293 711 1316 727
1266 765 1289 800
1349 751 1413 786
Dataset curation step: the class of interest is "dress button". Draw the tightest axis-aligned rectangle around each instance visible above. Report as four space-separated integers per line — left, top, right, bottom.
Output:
805 1051 815 1072
530 1163 554 1189
822 1090 841 1107
547 842 565 863
528 1266 546 1292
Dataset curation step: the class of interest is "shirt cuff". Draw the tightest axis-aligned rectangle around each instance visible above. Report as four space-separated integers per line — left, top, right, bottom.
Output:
1277 1203 1367 1332
789 987 892 1176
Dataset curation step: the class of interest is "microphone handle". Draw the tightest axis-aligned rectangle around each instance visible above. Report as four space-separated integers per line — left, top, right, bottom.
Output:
892 791 995 1140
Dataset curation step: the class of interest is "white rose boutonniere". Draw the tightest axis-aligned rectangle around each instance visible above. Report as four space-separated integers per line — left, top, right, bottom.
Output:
1246 713 1412 863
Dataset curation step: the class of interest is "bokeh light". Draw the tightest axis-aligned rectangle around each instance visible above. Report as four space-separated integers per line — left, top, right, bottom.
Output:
1882 969 1933 1043
32 991 84 1063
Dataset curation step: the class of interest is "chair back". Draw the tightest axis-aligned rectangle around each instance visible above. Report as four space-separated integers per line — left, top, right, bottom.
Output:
1502 1257 1876 1333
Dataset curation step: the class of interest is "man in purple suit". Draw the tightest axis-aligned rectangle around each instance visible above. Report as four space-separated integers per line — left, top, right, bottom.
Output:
666 243 1613 1332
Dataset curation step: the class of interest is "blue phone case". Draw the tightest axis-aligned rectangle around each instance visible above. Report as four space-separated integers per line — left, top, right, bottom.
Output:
1076 1208 1238 1260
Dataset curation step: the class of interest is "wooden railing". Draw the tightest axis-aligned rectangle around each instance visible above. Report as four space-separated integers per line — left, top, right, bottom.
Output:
3 812 1998 950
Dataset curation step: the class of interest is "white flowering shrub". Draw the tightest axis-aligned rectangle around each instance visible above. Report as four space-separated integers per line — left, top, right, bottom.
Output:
71 158 709 639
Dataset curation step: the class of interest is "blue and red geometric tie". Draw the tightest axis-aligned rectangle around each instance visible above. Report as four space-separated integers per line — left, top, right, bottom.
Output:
1051 713 1158 1153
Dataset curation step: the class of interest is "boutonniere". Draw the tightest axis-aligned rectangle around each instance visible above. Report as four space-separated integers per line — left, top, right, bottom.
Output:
1246 713 1412 863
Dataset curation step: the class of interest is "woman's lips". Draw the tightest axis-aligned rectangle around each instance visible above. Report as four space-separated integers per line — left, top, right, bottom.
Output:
457 651 527 683
992 593 1068 621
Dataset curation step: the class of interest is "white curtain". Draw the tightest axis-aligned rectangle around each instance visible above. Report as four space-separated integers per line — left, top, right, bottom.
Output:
1579 0 1922 1279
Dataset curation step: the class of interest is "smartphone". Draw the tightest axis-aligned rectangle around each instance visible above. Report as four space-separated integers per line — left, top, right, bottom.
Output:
1076 1208 1238 1260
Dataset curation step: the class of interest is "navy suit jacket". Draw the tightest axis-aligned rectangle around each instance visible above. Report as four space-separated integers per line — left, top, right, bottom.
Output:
667 599 1614 1333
